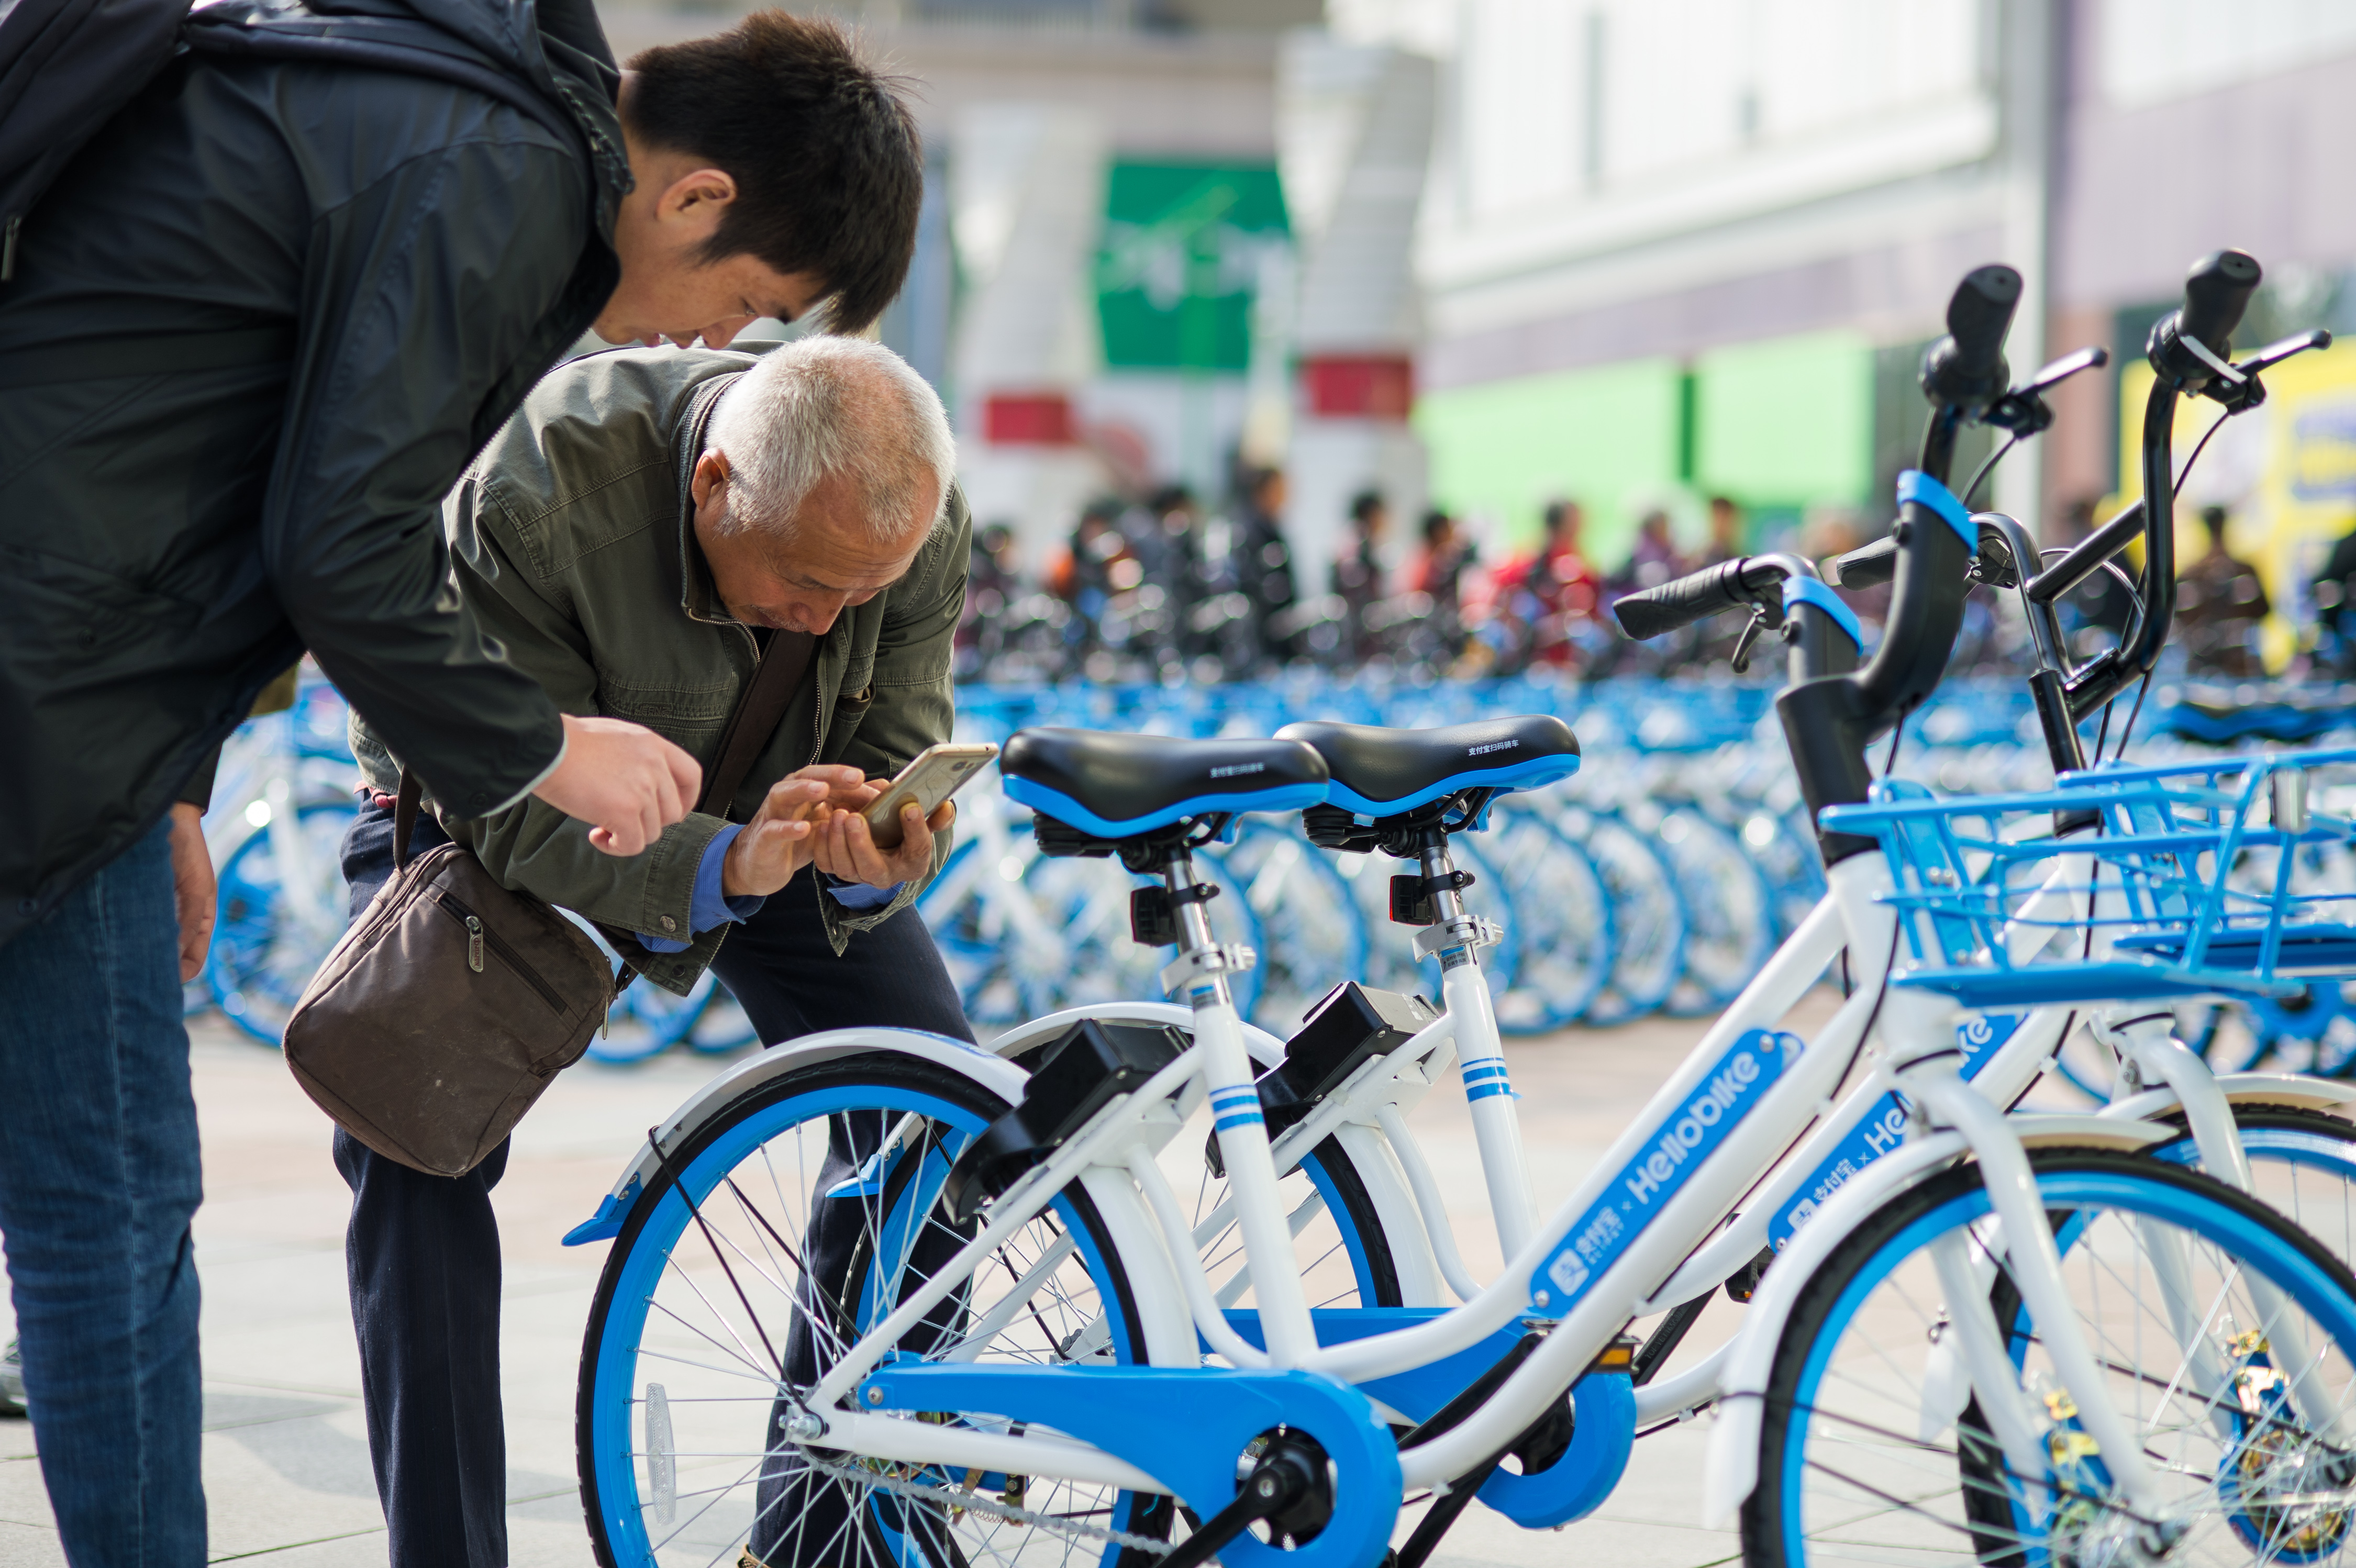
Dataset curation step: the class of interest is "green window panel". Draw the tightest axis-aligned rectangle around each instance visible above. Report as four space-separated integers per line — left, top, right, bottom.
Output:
1414 357 1684 563
1693 330 1874 510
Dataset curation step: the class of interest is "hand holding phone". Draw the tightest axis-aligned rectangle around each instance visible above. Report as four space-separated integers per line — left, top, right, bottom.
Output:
862 743 999 850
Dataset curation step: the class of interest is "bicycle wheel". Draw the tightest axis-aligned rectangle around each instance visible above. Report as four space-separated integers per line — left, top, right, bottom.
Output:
1746 1149 2356 1567
1654 805 1774 1017
918 836 1062 1027
208 802 359 1044
2153 1107 2356 1269
1020 850 1268 1022
587 970 713 1066
1486 805 1611 1033
688 981 762 1054
1219 821 1367 1038
577 1052 1163 1568
1560 808 1686 1024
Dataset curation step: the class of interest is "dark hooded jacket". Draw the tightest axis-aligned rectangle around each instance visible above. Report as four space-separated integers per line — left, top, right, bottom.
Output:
0 0 629 944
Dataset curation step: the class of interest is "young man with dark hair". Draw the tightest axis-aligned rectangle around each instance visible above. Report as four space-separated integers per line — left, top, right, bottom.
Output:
0 7 923 1563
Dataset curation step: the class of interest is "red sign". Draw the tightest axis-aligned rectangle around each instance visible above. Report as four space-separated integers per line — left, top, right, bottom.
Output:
1302 355 1414 420
984 392 1077 445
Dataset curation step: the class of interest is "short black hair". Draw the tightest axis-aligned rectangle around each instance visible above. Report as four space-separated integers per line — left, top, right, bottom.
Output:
1421 508 1452 546
627 13 922 333
1349 488 1385 524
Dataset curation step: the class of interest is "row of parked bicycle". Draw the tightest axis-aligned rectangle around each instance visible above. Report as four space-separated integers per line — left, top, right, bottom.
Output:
188 663 2356 1063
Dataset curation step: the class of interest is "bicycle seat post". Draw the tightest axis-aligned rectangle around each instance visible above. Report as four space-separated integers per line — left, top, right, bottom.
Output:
1407 825 1539 1258
1153 835 1320 1366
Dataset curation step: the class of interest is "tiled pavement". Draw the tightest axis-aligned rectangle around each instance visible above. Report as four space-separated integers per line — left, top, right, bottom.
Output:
0 998 1874 1567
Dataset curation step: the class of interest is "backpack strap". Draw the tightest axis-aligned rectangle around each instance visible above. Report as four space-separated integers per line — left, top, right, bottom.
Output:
179 11 580 150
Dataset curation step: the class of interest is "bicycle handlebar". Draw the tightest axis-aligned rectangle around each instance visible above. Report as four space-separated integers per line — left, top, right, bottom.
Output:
1918 264 2021 419
1611 559 1758 640
2063 249 2262 717
1774 265 2019 862
2173 249 2261 376
1610 553 1859 684
2026 499 2147 606
1830 516 2027 591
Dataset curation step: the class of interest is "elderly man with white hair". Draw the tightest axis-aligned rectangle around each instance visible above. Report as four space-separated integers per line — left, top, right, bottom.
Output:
336 334 972 1568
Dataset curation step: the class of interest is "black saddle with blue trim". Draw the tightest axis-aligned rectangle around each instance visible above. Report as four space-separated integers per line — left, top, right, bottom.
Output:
1001 728 1330 839
1275 716 1581 818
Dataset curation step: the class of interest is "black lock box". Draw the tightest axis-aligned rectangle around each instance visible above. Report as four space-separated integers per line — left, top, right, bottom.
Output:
945 1018 1188 1220
1262 982 1437 1119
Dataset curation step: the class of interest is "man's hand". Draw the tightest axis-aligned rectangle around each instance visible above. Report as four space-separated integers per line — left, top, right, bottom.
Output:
812 797 954 892
722 766 875 897
167 803 215 983
533 714 702 856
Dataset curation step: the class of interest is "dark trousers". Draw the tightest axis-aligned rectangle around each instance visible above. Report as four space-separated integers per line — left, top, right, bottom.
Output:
334 800 972 1567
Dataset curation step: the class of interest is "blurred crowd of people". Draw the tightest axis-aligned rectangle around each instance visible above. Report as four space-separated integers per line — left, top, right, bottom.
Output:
954 473 2356 690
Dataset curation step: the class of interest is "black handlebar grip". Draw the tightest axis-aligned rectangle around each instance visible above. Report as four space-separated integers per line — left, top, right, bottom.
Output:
1945 264 2023 381
1612 559 1750 641
2178 249 2262 360
1831 533 1899 588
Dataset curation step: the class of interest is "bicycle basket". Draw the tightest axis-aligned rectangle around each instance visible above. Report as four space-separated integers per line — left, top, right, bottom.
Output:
1818 750 2356 1009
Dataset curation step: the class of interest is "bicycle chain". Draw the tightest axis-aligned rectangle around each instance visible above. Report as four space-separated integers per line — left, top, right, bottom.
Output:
795 1449 1173 1555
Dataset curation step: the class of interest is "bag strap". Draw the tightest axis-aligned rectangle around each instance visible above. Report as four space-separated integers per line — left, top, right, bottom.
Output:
698 631 815 818
393 768 423 872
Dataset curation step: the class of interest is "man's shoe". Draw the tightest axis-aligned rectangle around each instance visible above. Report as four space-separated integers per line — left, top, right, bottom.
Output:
0 1340 23 1417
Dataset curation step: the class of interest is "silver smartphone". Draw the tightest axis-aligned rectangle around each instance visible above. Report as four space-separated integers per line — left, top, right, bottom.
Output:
861 742 1000 849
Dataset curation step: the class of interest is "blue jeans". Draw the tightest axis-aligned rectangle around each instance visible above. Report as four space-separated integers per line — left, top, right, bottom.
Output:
0 816 206 1567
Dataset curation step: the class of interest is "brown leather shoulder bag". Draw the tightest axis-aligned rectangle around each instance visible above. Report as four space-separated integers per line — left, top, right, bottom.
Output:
284 627 815 1176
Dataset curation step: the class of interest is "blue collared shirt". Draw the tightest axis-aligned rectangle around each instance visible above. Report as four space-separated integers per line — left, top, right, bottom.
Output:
640 823 902 952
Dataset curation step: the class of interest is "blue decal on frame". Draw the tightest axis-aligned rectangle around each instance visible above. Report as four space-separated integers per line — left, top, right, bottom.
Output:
1529 1029 1801 1316
1764 1011 2020 1253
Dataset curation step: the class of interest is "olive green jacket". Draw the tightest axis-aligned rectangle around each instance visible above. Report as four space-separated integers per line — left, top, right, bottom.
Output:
352 344 968 994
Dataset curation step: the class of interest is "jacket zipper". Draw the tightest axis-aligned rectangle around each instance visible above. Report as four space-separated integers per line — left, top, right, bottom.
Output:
432 889 568 1014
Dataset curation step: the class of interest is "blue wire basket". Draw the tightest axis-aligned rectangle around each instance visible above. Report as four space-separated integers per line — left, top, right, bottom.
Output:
1818 749 2356 1010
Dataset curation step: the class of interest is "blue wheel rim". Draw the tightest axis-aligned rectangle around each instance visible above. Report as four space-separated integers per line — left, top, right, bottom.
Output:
1780 1165 2356 1567
585 1077 1147 1568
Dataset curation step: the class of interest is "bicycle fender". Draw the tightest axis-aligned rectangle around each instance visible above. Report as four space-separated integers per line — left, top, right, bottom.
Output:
1702 1128 1968 1528
857 1361 1403 1568
986 999 1291 1069
2102 1072 2356 1122
560 1027 1027 1246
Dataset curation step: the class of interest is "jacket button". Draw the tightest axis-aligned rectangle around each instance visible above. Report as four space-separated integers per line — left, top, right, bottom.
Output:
660 915 677 932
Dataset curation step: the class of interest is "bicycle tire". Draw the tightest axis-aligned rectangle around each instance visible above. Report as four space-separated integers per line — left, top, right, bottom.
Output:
1557 807 1686 1024
208 801 359 1045
1746 1149 2356 1568
576 1052 1164 1568
1486 804 1612 1032
1219 821 1369 1038
1655 805 1774 1017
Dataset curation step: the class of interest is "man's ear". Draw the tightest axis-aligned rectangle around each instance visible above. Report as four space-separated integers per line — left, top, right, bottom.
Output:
658 165 738 243
691 449 731 510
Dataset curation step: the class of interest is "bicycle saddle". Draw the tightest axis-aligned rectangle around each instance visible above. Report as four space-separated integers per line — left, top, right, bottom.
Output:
999 728 1329 838
1276 715 1581 817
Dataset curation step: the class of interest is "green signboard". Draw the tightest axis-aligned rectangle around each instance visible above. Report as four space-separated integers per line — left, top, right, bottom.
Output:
1096 161 1290 372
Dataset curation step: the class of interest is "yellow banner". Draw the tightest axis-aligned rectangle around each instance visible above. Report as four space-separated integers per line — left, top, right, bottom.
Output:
2115 339 2356 672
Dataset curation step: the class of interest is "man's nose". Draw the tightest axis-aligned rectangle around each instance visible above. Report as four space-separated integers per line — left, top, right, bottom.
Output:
792 595 850 635
702 316 758 350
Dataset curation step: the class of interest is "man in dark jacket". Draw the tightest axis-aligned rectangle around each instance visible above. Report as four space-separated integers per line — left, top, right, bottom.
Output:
0 9 923 1564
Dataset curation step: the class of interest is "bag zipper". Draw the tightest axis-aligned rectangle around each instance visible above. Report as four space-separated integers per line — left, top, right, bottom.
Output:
432 889 569 1014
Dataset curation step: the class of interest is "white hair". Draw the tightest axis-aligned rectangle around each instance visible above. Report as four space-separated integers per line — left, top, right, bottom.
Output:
704 336 954 545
